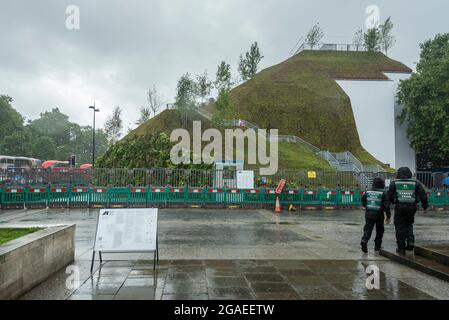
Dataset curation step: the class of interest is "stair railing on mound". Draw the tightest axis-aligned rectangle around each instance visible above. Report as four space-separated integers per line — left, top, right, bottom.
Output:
195 109 384 173
362 164 386 173
317 151 340 170
332 152 363 173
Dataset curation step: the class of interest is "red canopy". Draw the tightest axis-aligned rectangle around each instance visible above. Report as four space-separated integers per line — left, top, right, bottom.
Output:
42 160 68 169
80 164 93 169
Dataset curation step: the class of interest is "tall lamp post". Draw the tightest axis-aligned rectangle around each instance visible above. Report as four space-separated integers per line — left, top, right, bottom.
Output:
89 104 100 168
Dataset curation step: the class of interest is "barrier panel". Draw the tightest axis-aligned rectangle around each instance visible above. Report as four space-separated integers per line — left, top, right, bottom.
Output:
166 188 186 203
187 188 204 204
129 188 147 208
147 187 167 206
2 188 26 210
70 188 90 208
109 187 130 208
282 190 301 205
430 191 446 209
1 187 449 210
90 188 108 208
204 188 225 207
243 189 263 207
338 190 357 208
320 189 338 207
301 190 321 206
263 189 277 204
225 189 243 204
26 188 47 209
48 187 69 208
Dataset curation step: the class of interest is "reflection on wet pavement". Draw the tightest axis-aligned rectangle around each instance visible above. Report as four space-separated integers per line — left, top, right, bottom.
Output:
61 259 434 300
4 207 449 300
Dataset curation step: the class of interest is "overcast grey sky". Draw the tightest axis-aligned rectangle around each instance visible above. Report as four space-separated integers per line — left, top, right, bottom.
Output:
0 0 447 131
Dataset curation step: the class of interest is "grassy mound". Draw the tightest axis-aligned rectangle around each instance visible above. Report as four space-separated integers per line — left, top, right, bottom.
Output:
205 50 411 166
125 110 333 172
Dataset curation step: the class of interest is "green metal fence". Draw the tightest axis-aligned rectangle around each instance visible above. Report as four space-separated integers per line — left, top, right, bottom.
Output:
1 187 448 210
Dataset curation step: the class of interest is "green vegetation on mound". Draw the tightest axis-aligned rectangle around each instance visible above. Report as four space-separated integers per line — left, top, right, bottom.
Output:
110 110 333 172
0 228 42 245
116 51 411 171
205 50 411 166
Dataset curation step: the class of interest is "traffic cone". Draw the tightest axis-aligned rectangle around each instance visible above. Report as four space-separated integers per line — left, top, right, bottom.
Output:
275 196 281 214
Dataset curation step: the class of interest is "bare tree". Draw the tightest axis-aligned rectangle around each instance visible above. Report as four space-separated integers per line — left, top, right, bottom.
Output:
353 28 365 51
147 85 162 117
104 106 123 145
306 23 324 49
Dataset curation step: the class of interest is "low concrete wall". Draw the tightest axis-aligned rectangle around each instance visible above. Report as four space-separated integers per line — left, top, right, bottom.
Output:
0 224 75 300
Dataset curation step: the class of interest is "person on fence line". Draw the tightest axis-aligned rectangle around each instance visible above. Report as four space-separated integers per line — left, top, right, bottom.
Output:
387 167 428 256
360 177 391 253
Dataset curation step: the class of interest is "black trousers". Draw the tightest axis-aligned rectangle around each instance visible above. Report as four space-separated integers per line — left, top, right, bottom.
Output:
362 213 385 248
394 206 416 250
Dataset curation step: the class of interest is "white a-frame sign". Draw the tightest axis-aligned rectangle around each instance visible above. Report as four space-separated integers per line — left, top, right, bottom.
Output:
90 208 159 272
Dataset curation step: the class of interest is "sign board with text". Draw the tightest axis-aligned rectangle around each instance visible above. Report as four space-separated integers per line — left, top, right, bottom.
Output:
94 208 158 252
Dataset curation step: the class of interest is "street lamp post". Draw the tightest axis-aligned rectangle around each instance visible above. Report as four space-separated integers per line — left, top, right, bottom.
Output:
89 104 100 168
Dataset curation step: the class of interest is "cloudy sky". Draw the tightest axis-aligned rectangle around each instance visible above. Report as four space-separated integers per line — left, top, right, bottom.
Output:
0 0 447 131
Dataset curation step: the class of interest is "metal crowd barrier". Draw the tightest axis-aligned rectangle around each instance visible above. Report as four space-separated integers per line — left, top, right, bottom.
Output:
1 187 447 210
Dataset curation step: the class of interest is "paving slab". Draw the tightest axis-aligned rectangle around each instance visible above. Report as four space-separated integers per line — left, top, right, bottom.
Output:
2 207 448 300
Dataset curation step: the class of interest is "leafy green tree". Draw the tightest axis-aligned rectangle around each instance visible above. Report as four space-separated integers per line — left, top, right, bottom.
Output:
212 89 235 127
28 108 73 148
104 106 123 145
306 23 324 49
175 73 197 128
97 131 212 170
215 61 233 91
238 42 264 81
0 97 108 163
136 107 152 125
380 17 395 56
0 96 24 139
398 33 449 168
364 28 381 52
195 71 212 104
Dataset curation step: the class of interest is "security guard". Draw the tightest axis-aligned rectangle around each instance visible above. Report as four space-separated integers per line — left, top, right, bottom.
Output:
388 167 428 255
361 178 391 253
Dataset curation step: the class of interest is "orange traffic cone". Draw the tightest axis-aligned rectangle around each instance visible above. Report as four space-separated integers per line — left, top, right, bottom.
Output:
275 196 281 214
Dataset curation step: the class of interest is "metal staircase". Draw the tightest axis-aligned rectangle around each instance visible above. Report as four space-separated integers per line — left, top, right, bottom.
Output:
196 108 385 173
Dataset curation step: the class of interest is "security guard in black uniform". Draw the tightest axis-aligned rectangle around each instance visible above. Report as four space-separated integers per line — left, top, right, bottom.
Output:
361 178 391 253
387 167 428 255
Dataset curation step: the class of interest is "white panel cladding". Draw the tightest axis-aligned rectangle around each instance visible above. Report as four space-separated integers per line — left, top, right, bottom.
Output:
336 72 415 171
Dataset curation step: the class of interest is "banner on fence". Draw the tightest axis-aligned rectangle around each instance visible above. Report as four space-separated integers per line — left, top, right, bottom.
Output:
237 170 254 189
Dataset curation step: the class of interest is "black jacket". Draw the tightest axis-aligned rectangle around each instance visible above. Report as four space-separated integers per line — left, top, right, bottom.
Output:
387 167 429 210
361 190 391 219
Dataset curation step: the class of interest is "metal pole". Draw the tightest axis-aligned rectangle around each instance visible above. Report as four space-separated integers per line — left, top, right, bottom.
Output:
92 108 96 168
89 103 99 168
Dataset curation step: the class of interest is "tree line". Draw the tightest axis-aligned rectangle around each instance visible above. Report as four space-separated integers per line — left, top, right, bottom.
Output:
304 18 395 54
0 96 108 164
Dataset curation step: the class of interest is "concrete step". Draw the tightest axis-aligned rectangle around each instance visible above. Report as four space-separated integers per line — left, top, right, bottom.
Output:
380 247 449 282
415 245 449 267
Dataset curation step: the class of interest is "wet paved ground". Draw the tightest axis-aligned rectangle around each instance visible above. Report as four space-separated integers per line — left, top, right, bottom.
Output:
1 207 449 300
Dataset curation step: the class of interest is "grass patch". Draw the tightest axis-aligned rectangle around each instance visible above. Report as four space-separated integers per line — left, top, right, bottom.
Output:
0 228 43 246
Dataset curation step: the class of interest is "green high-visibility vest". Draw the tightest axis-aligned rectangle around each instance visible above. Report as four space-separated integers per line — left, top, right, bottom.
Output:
366 190 383 212
395 179 417 204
